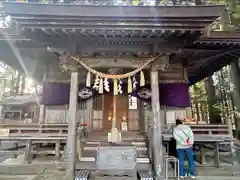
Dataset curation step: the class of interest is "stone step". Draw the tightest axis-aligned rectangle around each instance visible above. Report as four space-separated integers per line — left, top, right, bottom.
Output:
84 132 146 142
83 146 147 153
81 150 148 159
84 141 147 146
79 156 150 164
83 143 147 150
74 161 152 171
0 175 36 180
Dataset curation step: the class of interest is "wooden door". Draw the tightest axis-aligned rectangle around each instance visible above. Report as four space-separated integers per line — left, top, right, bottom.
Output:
103 93 128 131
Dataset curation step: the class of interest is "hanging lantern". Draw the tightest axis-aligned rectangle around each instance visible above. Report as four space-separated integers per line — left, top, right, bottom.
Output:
137 87 151 100
78 88 93 99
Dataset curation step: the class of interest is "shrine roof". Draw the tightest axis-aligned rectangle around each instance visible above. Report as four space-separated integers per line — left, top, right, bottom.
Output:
183 31 240 84
2 3 224 38
1 28 240 85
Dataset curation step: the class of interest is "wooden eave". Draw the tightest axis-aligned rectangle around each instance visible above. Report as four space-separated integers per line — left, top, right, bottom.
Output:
2 3 224 46
181 32 240 84
191 31 240 48
187 49 240 85
201 31 240 39
3 3 224 18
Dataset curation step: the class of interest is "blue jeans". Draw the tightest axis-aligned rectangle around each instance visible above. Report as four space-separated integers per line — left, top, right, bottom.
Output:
177 147 195 176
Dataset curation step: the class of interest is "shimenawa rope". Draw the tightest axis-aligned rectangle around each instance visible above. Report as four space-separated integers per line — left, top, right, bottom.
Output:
70 56 158 79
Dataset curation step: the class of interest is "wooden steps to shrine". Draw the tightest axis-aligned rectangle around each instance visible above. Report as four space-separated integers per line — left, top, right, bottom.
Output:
83 131 146 142
80 131 149 163
75 131 151 172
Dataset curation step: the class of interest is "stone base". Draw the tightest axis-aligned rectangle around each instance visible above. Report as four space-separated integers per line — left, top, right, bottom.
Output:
108 128 121 143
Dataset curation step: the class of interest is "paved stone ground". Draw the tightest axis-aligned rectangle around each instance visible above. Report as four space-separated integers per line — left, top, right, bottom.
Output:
0 164 239 180
0 150 239 180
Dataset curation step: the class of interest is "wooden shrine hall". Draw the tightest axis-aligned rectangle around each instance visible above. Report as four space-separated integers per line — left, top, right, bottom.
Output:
0 1 240 180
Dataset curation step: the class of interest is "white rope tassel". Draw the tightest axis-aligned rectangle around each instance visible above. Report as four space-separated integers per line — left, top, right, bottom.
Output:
118 79 123 94
93 76 100 90
104 78 110 92
86 71 91 87
133 76 138 90
99 78 104 94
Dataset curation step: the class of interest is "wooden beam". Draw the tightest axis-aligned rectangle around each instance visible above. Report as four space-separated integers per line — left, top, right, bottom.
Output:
67 71 78 179
18 20 209 30
3 3 224 18
0 28 18 35
150 68 163 177
201 31 240 39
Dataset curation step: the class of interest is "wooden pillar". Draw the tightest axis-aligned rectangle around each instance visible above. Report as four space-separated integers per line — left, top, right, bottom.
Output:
229 61 239 165
67 71 78 179
55 140 61 160
138 99 145 133
24 139 32 164
86 99 93 132
150 68 163 178
230 61 240 139
112 95 117 130
39 105 45 124
0 105 4 126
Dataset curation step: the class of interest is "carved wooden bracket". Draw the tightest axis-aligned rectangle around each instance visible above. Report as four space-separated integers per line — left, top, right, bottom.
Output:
151 55 170 71
59 52 78 72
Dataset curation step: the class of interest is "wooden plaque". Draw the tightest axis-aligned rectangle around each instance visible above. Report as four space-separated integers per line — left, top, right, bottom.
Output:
0 128 10 136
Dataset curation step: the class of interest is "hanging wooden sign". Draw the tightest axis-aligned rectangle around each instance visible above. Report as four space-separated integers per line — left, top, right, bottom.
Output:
0 128 10 136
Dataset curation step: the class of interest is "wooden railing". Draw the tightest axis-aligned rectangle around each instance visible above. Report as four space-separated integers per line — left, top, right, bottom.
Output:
190 124 229 135
163 124 229 136
0 123 82 137
1 0 205 6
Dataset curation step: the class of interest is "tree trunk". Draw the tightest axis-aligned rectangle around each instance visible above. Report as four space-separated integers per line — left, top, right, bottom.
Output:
190 99 195 119
230 60 240 139
205 76 216 124
21 74 26 93
194 98 200 123
15 72 21 94
220 69 229 124
200 103 205 122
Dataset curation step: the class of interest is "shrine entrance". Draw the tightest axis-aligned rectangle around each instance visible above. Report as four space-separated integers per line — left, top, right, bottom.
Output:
102 93 128 131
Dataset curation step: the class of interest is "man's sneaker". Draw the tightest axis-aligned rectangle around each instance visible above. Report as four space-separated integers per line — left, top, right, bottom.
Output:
180 174 187 179
189 175 196 179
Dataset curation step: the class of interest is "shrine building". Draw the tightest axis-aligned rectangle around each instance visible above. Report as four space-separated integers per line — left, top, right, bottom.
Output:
0 1 240 179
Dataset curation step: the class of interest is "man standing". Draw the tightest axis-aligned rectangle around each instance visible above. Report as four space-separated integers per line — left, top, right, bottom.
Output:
173 119 195 179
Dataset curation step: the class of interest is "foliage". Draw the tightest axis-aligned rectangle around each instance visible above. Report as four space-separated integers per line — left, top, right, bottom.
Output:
210 0 240 29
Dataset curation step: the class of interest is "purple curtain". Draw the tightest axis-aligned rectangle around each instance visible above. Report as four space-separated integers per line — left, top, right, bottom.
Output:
41 82 190 107
41 82 95 105
159 83 190 107
41 83 70 105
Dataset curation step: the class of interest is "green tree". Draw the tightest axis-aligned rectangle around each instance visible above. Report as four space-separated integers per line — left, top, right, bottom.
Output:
210 0 240 29
190 81 208 123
